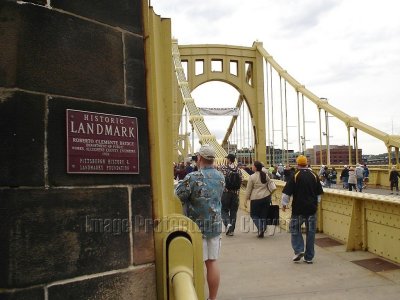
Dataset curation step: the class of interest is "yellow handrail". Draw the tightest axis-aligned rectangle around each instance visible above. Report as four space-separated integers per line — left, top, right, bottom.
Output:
168 235 198 300
172 272 197 300
155 214 204 300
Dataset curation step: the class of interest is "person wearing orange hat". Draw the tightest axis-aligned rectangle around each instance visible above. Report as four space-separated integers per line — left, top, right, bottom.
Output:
281 155 323 264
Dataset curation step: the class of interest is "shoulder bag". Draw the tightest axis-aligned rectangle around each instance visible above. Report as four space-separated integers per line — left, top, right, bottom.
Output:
266 179 277 194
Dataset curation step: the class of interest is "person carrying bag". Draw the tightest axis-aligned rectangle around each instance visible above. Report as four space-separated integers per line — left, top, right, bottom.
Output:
266 176 277 194
245 161 273 238
265 176 279 235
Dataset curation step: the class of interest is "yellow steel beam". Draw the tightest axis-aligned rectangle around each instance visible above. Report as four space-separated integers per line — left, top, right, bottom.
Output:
145 5 176 219
145 7 205 300
255 42 400 150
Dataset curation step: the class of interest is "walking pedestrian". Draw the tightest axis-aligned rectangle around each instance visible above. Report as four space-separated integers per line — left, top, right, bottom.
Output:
329 167 337 188
362 164 369 189
355 164 364 192
245 161 273 238
322 166 331 188
281 155 323 264
219 153 242 236
283 165 294 182
340 165 349 189
175 144 225 300
348 167 357 192
389 166 400 195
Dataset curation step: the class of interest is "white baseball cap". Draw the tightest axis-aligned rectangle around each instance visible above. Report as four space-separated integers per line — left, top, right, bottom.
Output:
198 144 215 160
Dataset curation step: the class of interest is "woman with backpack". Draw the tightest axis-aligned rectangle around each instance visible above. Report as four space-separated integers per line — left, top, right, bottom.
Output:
245 161 272 238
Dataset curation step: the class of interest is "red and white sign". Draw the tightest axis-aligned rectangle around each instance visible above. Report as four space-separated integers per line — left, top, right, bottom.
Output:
66 109 139 174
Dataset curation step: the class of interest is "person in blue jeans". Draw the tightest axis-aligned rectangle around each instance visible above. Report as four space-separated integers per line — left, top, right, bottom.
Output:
355 164 364 192
281 155 324 264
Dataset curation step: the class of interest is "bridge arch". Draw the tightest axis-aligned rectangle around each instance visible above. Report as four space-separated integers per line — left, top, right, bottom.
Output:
173 41 400 167
177 44 267 163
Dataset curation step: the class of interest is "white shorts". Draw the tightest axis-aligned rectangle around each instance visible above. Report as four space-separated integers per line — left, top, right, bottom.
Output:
203 236 221 261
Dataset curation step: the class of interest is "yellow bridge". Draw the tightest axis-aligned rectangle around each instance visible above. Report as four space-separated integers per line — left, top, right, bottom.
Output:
147 5 400 299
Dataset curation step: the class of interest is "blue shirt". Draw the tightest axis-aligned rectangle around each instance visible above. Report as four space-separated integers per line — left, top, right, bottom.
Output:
175 166 225 238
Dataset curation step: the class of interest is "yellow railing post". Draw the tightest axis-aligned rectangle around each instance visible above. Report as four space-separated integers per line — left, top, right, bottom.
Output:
169 236 198 300
346 198 364 251
154 214 204 300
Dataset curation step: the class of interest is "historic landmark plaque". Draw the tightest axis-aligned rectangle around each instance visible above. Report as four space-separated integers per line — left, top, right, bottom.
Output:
66 109 139 174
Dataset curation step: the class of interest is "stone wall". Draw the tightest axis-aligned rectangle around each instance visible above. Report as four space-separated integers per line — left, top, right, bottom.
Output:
0 1 156 299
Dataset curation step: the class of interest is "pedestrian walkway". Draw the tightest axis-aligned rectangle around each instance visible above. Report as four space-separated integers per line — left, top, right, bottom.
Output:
216 209 400 300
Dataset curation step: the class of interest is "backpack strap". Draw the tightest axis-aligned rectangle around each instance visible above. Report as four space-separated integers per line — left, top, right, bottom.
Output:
294 170 300 183
294 169 317 183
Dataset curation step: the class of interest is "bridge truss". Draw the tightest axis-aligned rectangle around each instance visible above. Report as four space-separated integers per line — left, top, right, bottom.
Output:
172 40 400 167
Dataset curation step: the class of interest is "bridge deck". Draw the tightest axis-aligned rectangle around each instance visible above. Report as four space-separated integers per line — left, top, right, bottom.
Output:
216 206 400 300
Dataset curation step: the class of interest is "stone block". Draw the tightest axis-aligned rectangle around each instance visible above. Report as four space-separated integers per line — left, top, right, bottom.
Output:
0 91 45 187
0 2 124 103
22 0 47 5
131 186 155 264
0 286 44 300
124 34 146 108
51 0 143 34
0 188 130 287
48 266 156 300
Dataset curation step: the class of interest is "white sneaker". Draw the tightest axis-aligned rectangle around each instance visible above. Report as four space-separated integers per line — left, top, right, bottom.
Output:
303 257 313 264
292 252 304 262
226 224 232 236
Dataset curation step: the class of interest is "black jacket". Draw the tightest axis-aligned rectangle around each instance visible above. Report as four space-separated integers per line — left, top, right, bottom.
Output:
389 170 400 183
282 168 324 215
340 168 349 179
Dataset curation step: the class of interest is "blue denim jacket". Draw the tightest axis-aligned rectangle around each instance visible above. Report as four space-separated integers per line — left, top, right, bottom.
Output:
175 166 225 238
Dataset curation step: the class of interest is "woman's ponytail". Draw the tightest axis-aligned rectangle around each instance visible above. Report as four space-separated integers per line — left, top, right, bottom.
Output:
254 161 266 183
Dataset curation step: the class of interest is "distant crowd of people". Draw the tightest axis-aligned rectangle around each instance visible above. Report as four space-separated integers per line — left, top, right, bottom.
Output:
174 157 400 196
337 163 369 192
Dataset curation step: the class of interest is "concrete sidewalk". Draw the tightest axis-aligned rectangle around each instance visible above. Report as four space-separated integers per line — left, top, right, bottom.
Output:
216 209 400 300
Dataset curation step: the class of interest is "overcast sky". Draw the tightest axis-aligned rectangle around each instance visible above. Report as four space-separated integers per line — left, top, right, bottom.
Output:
150 0 400 155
